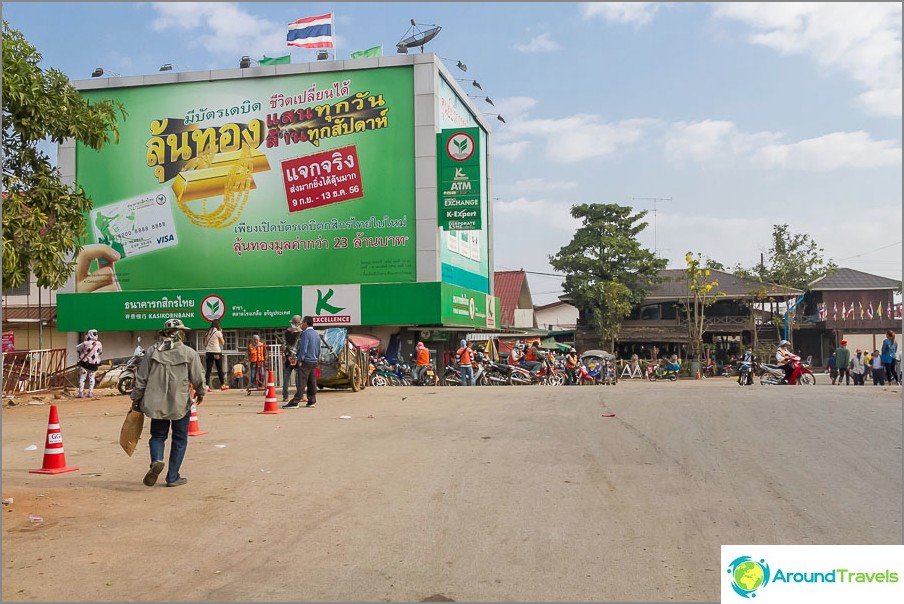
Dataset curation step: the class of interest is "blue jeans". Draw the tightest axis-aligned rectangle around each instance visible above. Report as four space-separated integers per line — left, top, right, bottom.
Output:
459 364 474 386
282 361 296 400
149 412 190 484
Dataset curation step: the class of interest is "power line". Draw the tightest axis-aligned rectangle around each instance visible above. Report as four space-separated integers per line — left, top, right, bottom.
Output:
835 241 901 261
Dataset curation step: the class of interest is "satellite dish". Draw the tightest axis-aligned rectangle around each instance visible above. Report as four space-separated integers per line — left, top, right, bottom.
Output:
397 21 442 52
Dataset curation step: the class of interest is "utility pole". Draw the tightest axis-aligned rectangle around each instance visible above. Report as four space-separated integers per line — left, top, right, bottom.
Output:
632 197 672 258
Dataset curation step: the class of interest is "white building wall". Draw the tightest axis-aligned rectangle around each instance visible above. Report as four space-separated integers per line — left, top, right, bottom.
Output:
535 303 579 331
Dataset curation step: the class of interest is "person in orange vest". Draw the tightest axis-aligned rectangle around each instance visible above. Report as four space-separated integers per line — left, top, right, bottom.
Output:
523 341 543 376
564 347 579 385
248 334 267 389
412 341 431 385
457 339 474 386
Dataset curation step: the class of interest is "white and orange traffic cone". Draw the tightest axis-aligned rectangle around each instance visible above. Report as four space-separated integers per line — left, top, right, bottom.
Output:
30 405 79 475
258 371 283 414
187 403 208 436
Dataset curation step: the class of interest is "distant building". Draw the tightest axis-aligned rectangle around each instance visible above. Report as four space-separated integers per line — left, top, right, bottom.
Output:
796 268 901 364
534 300 578 331
493 270 536 329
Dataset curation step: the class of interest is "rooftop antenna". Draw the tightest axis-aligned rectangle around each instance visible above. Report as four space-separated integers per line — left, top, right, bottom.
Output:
396 19 442 53
632 197 672 259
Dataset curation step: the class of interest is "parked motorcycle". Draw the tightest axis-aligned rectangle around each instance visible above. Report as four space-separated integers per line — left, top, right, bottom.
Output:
759 353 815 385
648 361 680 382
116 342 145 395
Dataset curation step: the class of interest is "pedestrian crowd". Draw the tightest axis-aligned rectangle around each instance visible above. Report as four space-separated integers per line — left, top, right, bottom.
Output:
826 332 900 386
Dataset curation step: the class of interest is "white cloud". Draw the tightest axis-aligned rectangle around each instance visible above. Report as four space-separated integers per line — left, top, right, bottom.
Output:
514 33 561 53
511 178 578 193
650 206 902 281
151 2 289 59
508 115 657 163
580 2 659 26
754 131 902 171
494 141 532 162
712 3 903 118
664 120 782 167
664 120 901 171
494 197 581 232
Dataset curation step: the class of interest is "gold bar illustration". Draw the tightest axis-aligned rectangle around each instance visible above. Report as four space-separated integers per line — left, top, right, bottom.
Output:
208 149 271 171
171 150 270 202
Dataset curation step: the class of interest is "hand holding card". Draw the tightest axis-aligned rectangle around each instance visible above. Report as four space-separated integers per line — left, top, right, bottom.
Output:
75 243 122 293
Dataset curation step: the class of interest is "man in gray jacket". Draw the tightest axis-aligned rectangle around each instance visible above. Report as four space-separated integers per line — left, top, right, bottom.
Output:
131 318 206 487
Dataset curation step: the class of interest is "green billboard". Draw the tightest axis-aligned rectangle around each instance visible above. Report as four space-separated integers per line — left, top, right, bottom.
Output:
56 283 499 331
436 76 490 293
74 66 416 294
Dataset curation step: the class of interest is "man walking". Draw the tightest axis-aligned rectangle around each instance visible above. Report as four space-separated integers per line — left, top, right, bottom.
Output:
283 316 319 408
835 339 851 385
131 318 206 488
281 315 302 402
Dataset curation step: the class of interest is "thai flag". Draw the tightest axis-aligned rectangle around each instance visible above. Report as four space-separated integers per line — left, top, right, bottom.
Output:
287 13 333 49
868 302 874 319
833 302 838 320
841 302 847 319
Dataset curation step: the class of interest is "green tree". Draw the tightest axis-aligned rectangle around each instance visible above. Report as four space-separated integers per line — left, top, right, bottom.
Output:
549 203 666 348
733 224 838 345
2 20 126 289
682 252 723 362
734 224 837 290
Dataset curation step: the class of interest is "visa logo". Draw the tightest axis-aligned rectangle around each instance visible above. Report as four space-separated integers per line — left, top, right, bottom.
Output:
157 234 175 244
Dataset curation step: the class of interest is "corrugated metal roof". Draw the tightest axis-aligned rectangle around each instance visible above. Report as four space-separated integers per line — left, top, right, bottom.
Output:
809 267 901 291
493 271 527 327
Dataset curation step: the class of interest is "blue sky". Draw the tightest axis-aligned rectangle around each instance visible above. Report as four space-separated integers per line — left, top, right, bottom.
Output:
4 2 901 304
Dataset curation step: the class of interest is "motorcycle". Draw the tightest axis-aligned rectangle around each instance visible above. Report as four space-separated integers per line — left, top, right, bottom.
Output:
737 357 757 386
534 354 565 386
411 363 438 386
648 361 680 382
759 353 815 385
490 360 533 385
116 342 145 395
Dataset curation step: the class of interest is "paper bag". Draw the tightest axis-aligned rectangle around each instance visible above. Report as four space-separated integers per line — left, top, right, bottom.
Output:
119 408 144 457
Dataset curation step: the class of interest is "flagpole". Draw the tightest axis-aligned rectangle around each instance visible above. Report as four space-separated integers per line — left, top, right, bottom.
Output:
331 10 337 60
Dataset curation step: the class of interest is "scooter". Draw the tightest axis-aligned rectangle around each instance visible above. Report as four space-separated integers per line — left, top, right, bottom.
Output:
759 353 815 385
116 341 145 395
648 361 680 382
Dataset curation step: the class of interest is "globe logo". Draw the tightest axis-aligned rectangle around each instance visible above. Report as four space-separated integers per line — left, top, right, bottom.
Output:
727 556 770 598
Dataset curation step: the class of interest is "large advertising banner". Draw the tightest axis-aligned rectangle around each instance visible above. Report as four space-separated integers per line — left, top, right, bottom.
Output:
56 283 499 331
436 76 490 293
74 67 416 294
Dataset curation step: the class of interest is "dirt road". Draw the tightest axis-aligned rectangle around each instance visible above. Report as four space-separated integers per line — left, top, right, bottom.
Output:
2 379 901 601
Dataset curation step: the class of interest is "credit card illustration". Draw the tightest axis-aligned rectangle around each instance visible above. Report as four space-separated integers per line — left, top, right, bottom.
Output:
90 190 179 261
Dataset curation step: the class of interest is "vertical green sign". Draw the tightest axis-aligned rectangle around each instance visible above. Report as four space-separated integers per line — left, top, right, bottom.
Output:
437 127 482 230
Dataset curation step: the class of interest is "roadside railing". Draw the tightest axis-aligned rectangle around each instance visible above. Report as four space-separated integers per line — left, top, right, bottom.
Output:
2 348 69 394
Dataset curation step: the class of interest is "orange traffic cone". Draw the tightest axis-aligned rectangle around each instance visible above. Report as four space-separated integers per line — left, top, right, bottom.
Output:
258 371 284 414
30 405 78 475
188 403 208 436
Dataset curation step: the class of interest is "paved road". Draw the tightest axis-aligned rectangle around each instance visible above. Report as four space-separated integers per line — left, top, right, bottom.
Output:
2 379 901 602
